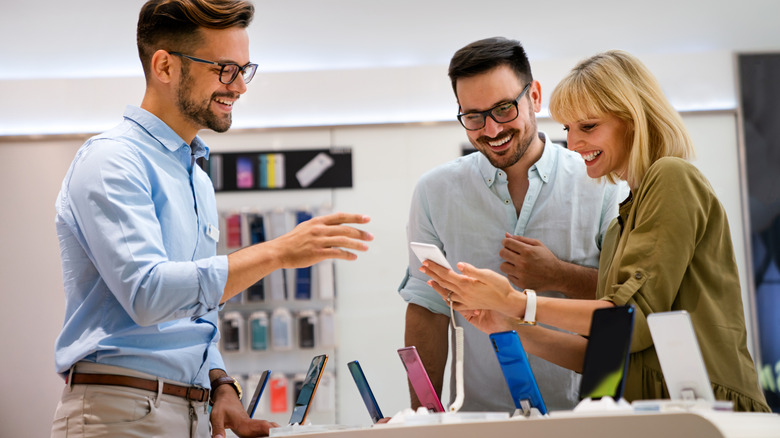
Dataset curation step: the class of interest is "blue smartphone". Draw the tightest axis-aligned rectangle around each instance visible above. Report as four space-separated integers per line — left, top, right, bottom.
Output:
288 354 328 425
489 330 547 415
579 305 635 400
246 370 270 418
347 360 384 423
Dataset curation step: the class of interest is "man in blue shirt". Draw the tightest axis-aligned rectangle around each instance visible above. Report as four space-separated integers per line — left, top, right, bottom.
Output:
399 38 624 412
51 1 372 437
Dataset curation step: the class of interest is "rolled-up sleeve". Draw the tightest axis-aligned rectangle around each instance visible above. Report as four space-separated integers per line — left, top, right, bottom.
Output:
398 178 452 316
599 159 707 353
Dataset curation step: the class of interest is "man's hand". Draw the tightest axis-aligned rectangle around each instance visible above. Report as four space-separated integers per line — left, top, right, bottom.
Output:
499 233 562 291
224 212 372 301
272 212 373 269
500 233 599 299
209 387 279 438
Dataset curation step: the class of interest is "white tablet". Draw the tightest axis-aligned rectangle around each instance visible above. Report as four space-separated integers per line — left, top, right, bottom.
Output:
647 310 715 402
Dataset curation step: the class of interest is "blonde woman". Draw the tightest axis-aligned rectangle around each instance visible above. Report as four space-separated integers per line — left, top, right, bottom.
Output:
422 50 769 412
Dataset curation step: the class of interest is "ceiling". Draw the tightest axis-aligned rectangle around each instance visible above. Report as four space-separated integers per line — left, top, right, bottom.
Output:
4 0 780 80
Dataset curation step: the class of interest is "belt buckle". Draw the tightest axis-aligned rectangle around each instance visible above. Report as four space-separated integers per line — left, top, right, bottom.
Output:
186 386 208 402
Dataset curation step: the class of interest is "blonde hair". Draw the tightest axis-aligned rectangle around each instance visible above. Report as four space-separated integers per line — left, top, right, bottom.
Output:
549 50 694 188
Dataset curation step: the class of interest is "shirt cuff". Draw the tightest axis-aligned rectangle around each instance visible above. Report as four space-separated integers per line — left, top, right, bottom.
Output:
398 270 450 315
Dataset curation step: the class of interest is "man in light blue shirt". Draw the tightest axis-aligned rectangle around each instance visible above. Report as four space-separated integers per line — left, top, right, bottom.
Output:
400 37 624 413
51 1 372 437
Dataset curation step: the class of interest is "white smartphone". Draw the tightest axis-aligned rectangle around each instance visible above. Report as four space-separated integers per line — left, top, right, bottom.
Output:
410 242 453 270
647 310 715 402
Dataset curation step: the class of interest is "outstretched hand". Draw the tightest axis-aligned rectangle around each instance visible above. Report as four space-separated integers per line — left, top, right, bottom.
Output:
500 233 562 291
273 212 373 269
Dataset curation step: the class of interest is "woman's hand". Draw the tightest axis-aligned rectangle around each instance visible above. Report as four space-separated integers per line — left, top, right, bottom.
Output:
420 261 522 314
460 309 515 334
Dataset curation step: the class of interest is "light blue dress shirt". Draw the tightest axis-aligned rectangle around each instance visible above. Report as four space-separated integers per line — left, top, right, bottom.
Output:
399 132 626 412
54 106 228 388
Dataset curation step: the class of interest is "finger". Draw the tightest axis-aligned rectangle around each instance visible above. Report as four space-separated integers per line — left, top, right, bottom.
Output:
455 261 483 277
427 279 452 299
321 234 372 251
421 259 451 275
314 248 361 261
422 267 460 292
318 212 372 226
211 417 225 438
313 224 374 243
504 234 540 246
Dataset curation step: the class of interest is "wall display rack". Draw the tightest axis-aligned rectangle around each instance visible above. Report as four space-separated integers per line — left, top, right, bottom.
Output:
216 206 340 426
199 147 353 192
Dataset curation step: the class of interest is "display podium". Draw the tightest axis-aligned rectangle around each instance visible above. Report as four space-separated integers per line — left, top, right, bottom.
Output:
270 410 780 438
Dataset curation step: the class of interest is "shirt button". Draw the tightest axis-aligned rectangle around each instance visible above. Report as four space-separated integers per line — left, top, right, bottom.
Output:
504 199 510 204
634 272 642 280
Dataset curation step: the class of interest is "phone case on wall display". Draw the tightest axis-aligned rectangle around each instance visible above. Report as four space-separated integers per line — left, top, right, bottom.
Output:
269 373 289 414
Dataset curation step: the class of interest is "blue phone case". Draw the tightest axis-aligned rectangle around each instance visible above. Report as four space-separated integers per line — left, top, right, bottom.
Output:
490 331 547 415
347 360 384 423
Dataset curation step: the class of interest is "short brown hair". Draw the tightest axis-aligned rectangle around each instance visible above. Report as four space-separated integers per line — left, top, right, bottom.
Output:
448 37 533 100
137 0 254 79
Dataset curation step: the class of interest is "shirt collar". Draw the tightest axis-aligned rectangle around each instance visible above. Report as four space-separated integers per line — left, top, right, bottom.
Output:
123 105 210 160
477 131 554 187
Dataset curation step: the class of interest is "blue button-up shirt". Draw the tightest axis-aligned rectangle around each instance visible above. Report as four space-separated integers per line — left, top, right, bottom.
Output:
54 106 228 387
399 133 626 412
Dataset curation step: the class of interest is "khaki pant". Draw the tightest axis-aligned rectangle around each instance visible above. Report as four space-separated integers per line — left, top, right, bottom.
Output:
50 363 211 438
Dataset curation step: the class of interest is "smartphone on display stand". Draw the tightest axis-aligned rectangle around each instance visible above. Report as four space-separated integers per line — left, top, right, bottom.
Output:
347 360 384 423
489 331 547 415
579 305 635 400
410 242 453 270
246 370 270 418
288 354 328 425
397 346 445 412
647 310 715 403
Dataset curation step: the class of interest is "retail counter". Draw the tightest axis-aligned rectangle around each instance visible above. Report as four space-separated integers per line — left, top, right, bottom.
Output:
271 410 780 438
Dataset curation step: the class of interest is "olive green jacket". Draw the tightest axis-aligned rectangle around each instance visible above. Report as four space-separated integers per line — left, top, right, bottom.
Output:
597 157 769 412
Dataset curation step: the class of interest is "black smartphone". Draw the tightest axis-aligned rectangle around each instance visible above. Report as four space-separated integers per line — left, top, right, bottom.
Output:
579 305 636 400
246 370 270 418
347 360 384 423
288 354 328 425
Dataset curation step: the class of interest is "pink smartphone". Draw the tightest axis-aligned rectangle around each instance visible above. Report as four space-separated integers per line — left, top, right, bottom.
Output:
397 346 445 412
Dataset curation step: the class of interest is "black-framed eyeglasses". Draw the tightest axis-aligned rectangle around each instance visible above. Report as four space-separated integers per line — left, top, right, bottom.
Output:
456 82 532 131
170 52 258 85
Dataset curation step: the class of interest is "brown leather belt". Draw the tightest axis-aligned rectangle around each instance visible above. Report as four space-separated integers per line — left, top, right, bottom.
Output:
69 373 209 403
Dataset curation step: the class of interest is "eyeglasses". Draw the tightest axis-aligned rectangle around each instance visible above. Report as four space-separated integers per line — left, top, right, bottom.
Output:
456 82 532 131
170 52 258 85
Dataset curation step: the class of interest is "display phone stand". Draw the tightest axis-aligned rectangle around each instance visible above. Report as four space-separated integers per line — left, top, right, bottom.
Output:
511 399 545 418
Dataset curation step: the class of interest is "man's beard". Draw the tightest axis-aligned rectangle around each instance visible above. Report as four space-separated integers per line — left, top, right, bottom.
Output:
176 67 234 133
475 103 537 170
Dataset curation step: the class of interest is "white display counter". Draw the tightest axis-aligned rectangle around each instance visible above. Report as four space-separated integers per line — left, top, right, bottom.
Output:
271 410 780 438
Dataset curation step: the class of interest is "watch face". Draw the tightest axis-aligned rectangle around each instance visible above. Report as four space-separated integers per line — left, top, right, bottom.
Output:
232 377 243 400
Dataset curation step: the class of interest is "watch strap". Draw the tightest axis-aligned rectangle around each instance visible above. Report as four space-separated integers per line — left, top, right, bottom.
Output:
210 376 242 404
522 289 537 325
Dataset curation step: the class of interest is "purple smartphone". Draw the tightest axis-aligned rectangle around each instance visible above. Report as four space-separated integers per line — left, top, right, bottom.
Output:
397 346 445 412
